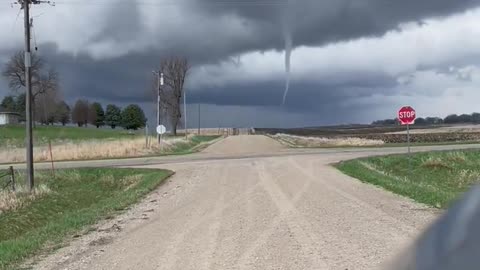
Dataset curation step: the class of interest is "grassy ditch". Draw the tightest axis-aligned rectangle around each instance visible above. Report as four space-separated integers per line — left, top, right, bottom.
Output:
0 168 172 269
167 135 221 154
336 150 480 209
0 135 220 164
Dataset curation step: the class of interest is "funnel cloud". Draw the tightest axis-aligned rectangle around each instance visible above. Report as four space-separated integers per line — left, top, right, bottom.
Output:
283 29 292 105
282 0 293 106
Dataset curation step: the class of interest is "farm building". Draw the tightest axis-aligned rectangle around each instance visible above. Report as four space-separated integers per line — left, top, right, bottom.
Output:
0 112 21 125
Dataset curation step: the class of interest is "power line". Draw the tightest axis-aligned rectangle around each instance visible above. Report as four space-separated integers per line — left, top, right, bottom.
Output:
51 0 293 6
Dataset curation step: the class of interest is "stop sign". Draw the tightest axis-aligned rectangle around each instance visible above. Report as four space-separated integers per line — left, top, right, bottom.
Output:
398 106 416 125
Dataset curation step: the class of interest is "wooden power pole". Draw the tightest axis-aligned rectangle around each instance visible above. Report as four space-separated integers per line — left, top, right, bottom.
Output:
17 0 54 191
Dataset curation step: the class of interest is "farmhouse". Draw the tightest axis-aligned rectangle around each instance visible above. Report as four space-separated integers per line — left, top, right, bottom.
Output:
0 111 21 125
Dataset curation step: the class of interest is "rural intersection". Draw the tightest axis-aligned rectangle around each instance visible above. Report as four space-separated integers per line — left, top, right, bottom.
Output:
10 135 480 270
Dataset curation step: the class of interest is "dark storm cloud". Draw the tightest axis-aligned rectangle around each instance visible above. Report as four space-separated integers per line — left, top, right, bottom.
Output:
90 1 143 44
74 0 480 70
3 0 480 127
194 0 480 52
34 40 398 113
187 76 397 113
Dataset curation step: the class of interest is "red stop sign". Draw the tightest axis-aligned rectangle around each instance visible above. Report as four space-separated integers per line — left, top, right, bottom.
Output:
398 106 416 125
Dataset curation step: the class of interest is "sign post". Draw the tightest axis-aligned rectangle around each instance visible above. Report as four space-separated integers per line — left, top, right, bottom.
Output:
398 106 416 172
156 125 167 150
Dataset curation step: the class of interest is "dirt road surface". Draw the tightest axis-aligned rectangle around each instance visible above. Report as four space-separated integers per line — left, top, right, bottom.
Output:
26 135 474 270
203 135 285 155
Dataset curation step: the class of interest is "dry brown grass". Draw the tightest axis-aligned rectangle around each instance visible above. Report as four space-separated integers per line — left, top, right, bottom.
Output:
457 169 480 187
445 151 467 163
0 184 51 214
273 133 385 147
421 156 452 170
0 137 190 164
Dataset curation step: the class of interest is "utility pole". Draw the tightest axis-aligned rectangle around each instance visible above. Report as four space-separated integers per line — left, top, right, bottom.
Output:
23 0 34 191
16 0 54 192
184 89 187 139
152 71 164 144
15 1 53 191
198 104 200 135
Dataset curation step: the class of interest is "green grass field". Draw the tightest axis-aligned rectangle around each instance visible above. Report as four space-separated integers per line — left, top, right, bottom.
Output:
0 125 139 147
0 168 172 269
336 150 480 209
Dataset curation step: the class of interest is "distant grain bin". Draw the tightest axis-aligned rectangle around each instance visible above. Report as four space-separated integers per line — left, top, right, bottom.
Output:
0 112 21 125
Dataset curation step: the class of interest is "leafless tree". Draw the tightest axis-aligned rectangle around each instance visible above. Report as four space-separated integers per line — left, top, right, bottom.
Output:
72 99 90 127
2 51 43 91
158 57 190 136
2 51 60 124
35 88 59 125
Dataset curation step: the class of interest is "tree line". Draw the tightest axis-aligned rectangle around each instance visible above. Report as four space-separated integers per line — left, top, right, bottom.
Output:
1 51 146 130
0 95 146 130
70 100 146 130
372 112 480 126
1 51 191 133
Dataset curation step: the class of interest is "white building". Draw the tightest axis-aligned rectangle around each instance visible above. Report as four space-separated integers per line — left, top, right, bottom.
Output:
0 112 21 125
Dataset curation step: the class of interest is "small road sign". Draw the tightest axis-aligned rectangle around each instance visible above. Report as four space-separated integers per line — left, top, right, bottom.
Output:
398 106 416 125
156 125 166 135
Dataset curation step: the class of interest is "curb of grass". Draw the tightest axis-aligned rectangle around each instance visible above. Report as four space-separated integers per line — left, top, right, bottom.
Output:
190 136 225 152
332 150 480 209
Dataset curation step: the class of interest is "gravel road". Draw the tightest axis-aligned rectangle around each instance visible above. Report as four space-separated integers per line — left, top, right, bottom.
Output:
27 135 476 269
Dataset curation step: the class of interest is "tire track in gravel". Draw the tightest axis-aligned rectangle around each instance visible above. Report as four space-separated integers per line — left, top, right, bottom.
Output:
235 159 328 270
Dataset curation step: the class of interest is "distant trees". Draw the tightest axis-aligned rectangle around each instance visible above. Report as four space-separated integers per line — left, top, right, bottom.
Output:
0 94 26 120
158 57 190 136
121 104 146 130
55 101 71 126
0 96 15 111
1 89 148 130
414 117 427 125
105 104 122 129
424 117 443 125
54 99 146 130
444 114 459 124
459 114 473 123
89 102 105 128
472 113 480 124
72 99 90 127
372 112 480 126
372 119 399 126
35 88 59 125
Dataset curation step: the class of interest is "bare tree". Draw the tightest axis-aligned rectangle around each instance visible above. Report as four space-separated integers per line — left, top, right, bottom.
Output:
159 57 190 136
33 69 59 123
72 99 90 127
2 51 43 91
35 89 58 125
2 51 60 124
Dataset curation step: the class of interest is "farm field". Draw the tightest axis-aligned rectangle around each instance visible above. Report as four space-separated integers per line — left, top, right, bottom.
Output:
0 125 220 163
0 125 139 148
259 124 480 146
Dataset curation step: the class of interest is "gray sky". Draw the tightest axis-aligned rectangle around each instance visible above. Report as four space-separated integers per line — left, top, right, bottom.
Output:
1 0 480 128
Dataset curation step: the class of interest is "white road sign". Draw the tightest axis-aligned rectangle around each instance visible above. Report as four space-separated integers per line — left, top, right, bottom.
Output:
156 125 166 135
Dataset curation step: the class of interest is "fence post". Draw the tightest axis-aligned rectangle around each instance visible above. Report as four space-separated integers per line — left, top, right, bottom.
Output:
9 166 15 192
